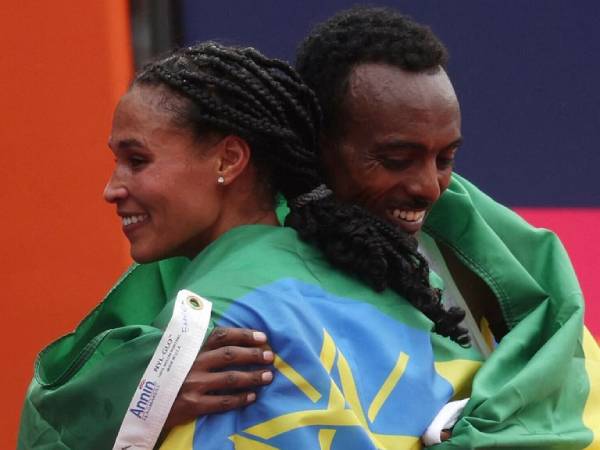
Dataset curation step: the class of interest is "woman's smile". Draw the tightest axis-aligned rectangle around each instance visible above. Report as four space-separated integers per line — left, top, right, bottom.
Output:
119 212 150 238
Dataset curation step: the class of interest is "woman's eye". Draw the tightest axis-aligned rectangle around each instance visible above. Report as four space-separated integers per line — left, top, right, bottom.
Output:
129 156 147 169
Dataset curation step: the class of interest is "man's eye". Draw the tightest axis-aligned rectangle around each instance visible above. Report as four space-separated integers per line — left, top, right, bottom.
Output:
381 158 411 170
437 157 455 170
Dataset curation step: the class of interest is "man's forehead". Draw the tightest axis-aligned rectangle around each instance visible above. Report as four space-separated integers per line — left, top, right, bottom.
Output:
334 62 461 147
345 63 457 112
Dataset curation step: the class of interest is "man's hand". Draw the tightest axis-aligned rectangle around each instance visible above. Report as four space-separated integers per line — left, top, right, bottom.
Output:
163 327 274 431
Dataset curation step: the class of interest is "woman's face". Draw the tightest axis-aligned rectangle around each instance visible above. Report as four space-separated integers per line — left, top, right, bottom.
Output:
104 85 225 263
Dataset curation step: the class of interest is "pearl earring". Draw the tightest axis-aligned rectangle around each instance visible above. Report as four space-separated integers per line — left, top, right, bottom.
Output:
217 176 225 185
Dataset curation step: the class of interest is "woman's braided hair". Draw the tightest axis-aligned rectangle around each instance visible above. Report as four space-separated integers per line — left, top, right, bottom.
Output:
135 42 469 345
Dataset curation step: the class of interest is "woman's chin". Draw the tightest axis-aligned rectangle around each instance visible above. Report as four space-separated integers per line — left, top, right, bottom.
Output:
129 246 163 264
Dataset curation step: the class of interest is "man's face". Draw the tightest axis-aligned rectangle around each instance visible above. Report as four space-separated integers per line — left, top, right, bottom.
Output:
322 63 462 235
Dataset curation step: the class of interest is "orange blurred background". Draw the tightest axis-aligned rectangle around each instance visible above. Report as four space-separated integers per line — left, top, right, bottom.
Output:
0 2 132 448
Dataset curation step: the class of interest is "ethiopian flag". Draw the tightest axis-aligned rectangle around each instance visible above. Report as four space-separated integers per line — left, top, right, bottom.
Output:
18 174 600 449
156 225 484 449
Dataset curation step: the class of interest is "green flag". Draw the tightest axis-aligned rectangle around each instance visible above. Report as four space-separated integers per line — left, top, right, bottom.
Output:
425 174 599 448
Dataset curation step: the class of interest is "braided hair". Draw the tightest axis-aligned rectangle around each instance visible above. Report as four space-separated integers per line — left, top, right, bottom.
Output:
134 42 468 345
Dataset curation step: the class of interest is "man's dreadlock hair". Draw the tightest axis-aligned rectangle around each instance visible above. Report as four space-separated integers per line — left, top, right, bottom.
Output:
296 6 448 138
134 42 468 345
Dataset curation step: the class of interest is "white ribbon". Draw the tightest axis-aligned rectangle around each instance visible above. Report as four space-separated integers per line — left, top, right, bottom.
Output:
113 289 212 450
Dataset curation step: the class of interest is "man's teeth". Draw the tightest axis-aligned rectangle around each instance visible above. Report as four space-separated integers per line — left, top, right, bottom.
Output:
391 209 425 222
122 214 148 226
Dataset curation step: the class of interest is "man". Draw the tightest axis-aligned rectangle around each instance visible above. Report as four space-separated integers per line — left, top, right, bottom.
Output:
295 7 502 357
294 7 600 448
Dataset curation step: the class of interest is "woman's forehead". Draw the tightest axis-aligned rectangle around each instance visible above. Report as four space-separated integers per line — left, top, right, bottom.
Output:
110 87 195 148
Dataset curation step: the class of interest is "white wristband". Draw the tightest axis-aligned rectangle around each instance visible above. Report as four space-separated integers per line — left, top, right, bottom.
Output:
422 398 469 446
113 289 212 450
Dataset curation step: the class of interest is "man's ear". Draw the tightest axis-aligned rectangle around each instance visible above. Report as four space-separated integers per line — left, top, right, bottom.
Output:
215 135 251 185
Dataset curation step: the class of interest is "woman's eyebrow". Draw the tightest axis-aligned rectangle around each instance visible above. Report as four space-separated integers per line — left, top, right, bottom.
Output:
108 137 145 150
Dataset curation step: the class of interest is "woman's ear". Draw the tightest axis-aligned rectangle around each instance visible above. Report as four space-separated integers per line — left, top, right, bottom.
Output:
215 135 251 185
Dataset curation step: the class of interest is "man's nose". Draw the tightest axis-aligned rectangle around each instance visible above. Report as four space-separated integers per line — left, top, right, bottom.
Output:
405 162 441 205
103 172 128 204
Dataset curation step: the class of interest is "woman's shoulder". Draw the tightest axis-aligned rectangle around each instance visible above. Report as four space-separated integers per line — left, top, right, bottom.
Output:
177 225 324 294
178 225 421 324
191 225 311 271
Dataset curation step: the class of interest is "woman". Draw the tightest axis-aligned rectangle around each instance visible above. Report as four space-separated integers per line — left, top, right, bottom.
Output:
18 43 480 449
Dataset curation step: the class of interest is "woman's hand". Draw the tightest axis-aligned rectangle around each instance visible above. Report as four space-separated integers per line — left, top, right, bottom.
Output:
163 327 274 431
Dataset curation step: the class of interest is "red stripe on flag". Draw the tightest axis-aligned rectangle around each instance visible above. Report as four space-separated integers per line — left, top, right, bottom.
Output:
514 208 600 338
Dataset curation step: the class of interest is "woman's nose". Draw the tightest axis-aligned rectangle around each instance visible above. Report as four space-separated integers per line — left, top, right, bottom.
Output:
103 174 128 203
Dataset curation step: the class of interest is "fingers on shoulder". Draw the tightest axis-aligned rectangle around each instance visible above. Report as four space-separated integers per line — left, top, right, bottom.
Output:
203 327 268 350
172 389 257 419
200 369 273 391
196 345 274 370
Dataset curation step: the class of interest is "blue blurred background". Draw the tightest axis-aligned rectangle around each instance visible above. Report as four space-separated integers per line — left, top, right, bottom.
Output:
181 0 600 206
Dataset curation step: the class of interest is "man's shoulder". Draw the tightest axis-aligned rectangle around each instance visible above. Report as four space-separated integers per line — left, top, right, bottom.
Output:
428 173 541 237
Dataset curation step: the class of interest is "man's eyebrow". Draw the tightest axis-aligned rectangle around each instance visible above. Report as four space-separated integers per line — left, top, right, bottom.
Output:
375 139 427 152
375 137 464 152
446 137 464 150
